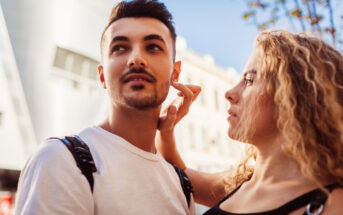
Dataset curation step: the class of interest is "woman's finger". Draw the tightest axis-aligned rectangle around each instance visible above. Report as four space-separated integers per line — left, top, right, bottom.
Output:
172 82 201 123
174 83 201 101
158 105 177 131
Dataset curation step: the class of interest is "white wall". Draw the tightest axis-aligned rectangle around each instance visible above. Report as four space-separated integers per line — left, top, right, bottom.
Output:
0 0 118 142
0 4 36 169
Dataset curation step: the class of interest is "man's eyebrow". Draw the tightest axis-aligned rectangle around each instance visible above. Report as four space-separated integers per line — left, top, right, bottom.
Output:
109 36 129 46
143 34 165 44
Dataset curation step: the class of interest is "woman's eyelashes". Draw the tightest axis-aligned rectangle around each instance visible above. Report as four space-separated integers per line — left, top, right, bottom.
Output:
244 77 254 85
242 70 257 86
244 74 255 85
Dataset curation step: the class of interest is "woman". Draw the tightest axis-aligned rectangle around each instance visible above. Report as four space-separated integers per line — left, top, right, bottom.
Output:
158 30 343 214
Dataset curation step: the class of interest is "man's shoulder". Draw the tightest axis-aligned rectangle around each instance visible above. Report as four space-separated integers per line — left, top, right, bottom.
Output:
16 136 94 215
38 126 100 164
40 126 97 155
27 138 74 168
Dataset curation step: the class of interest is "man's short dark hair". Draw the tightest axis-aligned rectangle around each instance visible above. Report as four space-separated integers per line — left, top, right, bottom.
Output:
100 0 176 60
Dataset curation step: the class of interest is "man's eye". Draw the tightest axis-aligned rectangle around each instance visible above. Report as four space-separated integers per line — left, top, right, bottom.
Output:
112 45 127 52
147 44 162 51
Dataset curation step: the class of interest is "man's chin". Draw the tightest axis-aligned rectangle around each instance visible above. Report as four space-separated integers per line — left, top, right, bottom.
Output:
123 96 162 110
126 102 161 110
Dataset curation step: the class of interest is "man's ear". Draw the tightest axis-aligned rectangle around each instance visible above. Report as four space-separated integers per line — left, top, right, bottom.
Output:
172 61 181 83
98 65 107 89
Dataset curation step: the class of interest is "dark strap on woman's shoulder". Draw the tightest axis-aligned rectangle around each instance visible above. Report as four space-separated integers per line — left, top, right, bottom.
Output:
278 184 342 214
217 184 243 204
204 184 342 215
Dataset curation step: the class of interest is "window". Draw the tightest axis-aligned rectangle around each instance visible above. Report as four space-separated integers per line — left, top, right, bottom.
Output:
71 54 83 75
53 47 99 80
189 123 195 149
65 54 73 71
54 47 69 69
200 82 206 105
88 61 99 80
214 89 220 111
201 126 208 151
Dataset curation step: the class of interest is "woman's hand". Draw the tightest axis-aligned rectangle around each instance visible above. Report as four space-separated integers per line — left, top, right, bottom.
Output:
157 82 201 169
157 83 228 205
158 82 201 133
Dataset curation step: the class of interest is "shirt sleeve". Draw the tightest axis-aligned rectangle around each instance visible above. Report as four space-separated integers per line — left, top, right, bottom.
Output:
14 139 94 215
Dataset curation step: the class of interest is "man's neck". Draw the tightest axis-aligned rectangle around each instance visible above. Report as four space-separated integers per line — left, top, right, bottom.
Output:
99 105 161 153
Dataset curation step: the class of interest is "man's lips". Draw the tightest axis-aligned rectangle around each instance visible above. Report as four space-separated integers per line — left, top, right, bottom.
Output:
122 73 154 83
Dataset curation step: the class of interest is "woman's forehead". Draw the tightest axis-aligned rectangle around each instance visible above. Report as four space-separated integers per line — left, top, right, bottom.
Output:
244 48 263 73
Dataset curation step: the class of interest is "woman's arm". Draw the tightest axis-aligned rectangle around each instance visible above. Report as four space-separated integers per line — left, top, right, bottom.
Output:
157 82 228 207
157 130 227 207
185 168 228 207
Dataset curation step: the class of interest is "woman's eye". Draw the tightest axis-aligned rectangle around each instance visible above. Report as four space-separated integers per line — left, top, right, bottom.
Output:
147 44 162 51
244 78 254 85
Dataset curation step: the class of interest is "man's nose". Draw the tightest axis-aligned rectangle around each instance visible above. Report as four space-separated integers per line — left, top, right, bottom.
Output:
127 47 147 68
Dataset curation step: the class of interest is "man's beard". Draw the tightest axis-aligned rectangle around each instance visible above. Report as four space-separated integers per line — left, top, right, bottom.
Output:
120 80 170 110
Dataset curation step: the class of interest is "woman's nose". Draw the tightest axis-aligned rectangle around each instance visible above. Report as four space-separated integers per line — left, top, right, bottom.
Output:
225 87 238 104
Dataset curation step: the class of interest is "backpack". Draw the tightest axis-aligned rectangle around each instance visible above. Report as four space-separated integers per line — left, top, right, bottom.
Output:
52 135 193 208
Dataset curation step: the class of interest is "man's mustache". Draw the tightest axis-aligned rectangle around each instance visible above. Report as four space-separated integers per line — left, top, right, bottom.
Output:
119 68 156 83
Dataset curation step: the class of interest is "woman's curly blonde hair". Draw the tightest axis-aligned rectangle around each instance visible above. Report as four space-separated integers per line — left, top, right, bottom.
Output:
224 30 343 193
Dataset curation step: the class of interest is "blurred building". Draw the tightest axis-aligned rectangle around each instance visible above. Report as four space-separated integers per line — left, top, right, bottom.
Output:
174 38 243 173
0 0 243 214
0 4 35 213
1 0 115 143
172 39 242 214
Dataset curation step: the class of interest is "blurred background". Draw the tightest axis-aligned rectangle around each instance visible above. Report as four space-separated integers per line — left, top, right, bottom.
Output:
0 0 342 214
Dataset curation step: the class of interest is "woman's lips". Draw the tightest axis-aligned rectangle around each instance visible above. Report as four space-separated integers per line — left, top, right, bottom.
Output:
227 110 237 121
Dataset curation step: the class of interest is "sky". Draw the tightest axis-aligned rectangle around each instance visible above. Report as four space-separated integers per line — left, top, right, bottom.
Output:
161 0 343 74
162 0 260 74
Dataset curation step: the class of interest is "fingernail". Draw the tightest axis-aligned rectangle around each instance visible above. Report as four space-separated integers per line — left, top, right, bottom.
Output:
169 106 176 114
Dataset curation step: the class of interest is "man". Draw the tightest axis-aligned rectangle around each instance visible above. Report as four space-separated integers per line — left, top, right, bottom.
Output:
15 0 198 214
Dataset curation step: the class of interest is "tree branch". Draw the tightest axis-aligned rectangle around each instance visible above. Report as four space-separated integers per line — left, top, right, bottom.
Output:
281 0 296 31
327 0 336 43
294 0 306 31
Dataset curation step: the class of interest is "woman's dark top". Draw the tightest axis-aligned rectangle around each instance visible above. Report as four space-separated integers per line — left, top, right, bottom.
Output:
203 184 341 215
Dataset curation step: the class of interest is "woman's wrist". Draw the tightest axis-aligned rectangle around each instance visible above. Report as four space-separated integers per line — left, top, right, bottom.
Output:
176 156 187 170
156 130 186 169
158 129 175 138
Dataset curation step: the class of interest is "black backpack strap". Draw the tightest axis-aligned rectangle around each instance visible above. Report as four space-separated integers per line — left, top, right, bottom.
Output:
50 135 97 192
171 164 193 208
